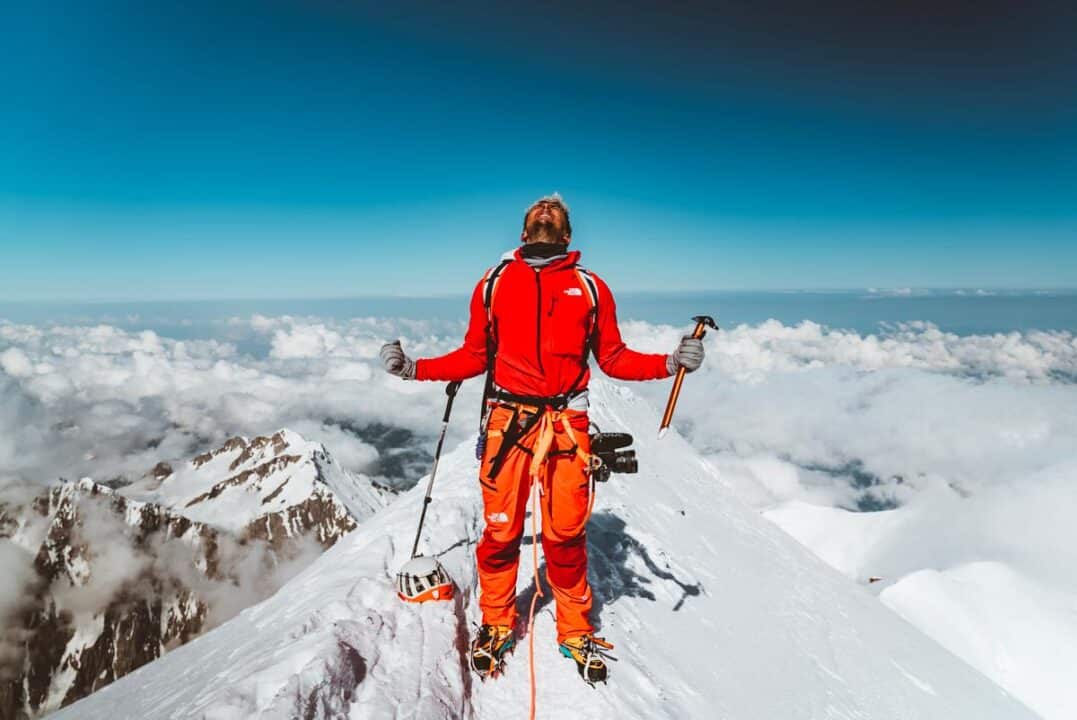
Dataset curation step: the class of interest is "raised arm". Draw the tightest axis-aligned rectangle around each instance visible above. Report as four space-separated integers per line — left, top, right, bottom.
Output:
590 274 672 381
414 278 490 382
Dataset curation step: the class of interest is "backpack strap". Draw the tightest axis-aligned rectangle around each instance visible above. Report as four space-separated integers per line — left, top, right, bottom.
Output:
482 258 512 319
574 267 600 360
562 266 600 397
477 258 513 444
574 267 599 312
482 257 513 380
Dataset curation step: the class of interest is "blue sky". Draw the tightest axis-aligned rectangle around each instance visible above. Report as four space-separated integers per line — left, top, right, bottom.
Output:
3 1 1076 300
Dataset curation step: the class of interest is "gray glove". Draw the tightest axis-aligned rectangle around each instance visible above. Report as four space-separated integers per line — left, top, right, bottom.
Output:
666 336 704 374
380 340 416 380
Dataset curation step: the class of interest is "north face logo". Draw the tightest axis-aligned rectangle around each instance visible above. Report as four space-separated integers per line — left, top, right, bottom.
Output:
563 287 583 296
487 512 509 523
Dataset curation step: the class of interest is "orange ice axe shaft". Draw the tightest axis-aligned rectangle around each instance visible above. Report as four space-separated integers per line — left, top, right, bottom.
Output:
658 315 717 439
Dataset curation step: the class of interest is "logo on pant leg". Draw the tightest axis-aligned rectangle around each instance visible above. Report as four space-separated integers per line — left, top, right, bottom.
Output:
487 512 509 523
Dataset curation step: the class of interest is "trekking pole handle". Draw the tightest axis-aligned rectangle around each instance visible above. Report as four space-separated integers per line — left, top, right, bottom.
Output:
443 380 462 423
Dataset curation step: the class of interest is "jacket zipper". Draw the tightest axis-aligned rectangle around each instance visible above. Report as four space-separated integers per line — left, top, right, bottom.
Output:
534 268 544 372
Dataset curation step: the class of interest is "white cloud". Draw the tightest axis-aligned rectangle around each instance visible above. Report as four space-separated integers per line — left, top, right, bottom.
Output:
621 319 1077 383
269 323 345 359
619 316 1077 596
0 539 36 677
2 315 1074 493
0 317 479 488
53 497 153 616
2 314 1075 598
0 540 36 620
0 348 33 378
868 287 918 297
2 312 1075 713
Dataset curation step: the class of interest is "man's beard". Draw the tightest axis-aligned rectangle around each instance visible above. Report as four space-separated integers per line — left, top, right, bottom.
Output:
524 219 564 245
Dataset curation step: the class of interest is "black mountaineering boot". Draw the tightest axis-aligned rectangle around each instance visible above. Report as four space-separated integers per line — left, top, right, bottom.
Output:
470 624 515 679
559 634 614 685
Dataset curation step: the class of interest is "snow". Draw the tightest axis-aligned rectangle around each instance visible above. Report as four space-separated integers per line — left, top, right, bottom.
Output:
120 430 385 532
54 380 1035 719
881 562 1077 720
47 611 106 711
763 500 904 580
766 499 1076 719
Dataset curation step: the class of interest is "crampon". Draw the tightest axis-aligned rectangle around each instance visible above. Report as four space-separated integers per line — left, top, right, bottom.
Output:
470 624 515 680
559 634 615 685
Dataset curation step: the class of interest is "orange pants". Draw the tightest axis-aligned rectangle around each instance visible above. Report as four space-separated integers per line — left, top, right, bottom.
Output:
477 404 594 643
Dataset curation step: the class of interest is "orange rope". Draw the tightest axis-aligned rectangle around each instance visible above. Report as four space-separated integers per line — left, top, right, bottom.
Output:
524 409 595 720
526 410 554 720
527 472 543 720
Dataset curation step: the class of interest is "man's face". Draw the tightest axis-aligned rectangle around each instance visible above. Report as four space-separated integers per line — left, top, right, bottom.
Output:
522 200 570 244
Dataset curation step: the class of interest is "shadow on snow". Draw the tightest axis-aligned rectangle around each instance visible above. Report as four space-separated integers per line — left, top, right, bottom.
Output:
515 510 703 638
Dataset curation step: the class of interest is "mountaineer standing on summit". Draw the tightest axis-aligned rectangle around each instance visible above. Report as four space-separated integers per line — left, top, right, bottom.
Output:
380 194 704 684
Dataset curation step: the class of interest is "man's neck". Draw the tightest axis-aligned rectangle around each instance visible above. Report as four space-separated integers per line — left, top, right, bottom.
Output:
520 241 569 268
520 241 568 258
522 253 567 268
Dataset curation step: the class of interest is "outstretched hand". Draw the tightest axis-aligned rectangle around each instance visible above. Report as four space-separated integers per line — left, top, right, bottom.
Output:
380 340 416 380
666 336 704 375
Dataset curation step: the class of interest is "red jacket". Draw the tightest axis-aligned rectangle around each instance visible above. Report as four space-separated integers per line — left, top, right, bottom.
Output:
415 248 671 395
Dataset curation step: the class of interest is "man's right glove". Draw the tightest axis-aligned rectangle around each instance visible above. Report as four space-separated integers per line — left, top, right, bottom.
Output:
380 340 416 380
666 336 704 375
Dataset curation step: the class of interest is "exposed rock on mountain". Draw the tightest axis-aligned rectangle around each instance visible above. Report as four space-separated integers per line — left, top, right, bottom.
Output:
0 431 384 720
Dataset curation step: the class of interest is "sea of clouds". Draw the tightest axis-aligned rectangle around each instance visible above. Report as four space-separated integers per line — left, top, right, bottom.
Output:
2 314 1077 631
615 319 1077 593
0 316 481 492
2 314 1075 489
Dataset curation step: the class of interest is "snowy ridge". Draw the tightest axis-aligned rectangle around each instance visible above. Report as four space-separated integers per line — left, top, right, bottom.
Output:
121 429 386 543
765 498 1075 718
55 380 1035 719
1 431 387 719
881 562 1076 720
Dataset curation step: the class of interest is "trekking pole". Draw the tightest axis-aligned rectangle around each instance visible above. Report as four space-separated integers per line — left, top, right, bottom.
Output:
409 380 462 558
658 315 717 439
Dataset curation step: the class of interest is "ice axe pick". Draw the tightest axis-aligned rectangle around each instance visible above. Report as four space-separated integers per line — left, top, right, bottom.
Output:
658 315 717 439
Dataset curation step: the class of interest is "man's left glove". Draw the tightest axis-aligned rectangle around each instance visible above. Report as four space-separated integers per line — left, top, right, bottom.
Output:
666 336 704 375
380 340 416 380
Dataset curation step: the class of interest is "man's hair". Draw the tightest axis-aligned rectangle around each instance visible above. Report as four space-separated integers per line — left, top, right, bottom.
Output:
523 193 572 237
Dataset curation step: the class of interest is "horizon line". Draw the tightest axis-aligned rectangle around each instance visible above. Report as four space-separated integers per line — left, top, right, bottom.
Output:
2 287 1077 305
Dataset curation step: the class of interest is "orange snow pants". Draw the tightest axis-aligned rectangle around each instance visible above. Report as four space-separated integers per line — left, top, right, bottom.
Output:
477 403 594 643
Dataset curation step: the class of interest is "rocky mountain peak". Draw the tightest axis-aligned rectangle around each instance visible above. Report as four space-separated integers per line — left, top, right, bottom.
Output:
0 429 384 719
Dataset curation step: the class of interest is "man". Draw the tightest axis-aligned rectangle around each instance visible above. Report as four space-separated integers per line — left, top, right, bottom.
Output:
380 194 703 684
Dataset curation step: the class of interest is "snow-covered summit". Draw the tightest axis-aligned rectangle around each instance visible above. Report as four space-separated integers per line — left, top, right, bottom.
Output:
122 429 386 544
55 381 1036 719
0 431 387 719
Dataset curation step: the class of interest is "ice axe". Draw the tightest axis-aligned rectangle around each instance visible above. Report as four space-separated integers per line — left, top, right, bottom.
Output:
396 380 462 603
658 315 717 439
